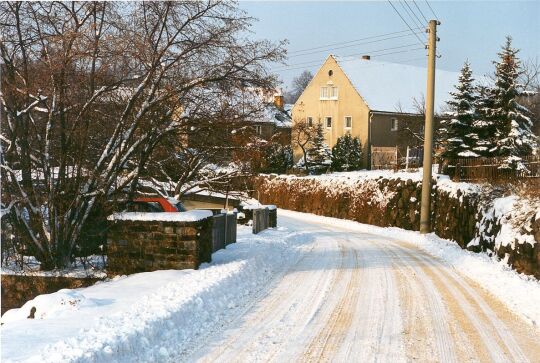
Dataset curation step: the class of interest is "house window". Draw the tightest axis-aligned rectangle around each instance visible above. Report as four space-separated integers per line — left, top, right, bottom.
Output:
307 116 313 127
325 117 332 128
320 86 338 100
344 116 352 129
254 125 262 135
390 118 399 131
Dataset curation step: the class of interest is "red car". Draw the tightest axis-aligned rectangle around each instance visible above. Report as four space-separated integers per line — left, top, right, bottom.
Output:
124 197 187 213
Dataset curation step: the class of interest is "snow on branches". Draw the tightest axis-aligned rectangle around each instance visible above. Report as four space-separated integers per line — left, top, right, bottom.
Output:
439 37 538 170
0 1 284 269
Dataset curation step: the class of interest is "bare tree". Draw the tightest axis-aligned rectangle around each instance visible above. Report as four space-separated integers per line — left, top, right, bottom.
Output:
395 94 446 150
284 70 313 104
291 119 316 173
0 1 284 269
519 57 540 136
139 86 272 200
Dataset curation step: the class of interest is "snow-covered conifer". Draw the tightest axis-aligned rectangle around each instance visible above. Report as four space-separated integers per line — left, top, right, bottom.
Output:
263 143 293 174
331 133 363 171
471 85 498 157
490 36 538 168
306 122 331 173
440 61 479 162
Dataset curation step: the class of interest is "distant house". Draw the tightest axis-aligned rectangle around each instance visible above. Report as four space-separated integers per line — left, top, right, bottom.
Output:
251 93 292 145
292 55 459 168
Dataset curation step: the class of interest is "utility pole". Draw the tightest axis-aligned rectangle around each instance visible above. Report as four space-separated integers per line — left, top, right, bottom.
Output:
420 19 439 234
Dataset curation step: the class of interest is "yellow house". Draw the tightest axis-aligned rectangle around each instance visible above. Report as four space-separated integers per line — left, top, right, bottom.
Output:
292 55 459 168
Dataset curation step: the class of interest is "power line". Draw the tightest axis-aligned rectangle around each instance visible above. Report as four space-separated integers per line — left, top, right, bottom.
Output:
363 47 426 58
288 33 422 58
375 56 427 63
411 0 429 23
400 1 423 30
288 27 423 55
425 0 439 21
387 0 426 46
273 47 426 73
403 1 427 31
273 43 423 72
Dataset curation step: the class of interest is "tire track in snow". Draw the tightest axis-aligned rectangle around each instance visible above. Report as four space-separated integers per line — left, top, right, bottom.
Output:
194 235 341 362
330 236 405 362
299 242 361 362
390 241 526 363
189 213 540 363
378 241 459 363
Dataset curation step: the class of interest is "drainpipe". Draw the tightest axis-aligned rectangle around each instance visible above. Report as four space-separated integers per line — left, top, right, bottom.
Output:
368 111 373 170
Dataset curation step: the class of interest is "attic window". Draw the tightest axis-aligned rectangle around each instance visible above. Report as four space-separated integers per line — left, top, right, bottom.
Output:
320 86 338 100
328 70 333 76
390 118 399 131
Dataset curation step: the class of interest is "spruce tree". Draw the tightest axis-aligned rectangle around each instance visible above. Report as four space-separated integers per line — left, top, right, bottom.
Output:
263 143 293 174
491 36 538 168
440 61 479 162
472 85 498 157
306 122 331 173
331 133 363 171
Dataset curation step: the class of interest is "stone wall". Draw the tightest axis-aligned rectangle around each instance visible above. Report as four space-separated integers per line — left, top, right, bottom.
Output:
253 175 424 229
253 174 540 278
107 217 213 276
1 274 102 315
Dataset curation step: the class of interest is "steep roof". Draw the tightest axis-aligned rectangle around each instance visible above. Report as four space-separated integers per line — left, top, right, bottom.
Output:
333 56 460 114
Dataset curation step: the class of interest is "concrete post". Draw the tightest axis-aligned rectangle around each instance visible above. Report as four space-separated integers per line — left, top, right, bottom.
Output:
420 20 439 234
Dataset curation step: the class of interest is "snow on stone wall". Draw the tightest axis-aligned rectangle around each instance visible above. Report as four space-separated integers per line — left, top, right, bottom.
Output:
254 172 540 278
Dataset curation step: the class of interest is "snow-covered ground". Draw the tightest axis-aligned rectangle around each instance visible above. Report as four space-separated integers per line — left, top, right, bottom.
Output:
2 210 539 362
1 223 312 362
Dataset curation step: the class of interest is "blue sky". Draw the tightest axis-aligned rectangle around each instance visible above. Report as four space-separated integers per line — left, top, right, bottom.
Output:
239 1 540 89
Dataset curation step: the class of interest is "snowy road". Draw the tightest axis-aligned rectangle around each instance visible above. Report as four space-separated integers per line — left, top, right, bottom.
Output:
188 211 540 363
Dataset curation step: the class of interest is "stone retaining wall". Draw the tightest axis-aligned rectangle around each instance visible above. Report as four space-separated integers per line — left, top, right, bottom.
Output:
1 274 102 315
107 217 213 276
253 174 540 278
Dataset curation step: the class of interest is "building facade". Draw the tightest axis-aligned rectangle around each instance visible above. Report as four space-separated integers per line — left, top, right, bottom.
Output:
291 55 458 168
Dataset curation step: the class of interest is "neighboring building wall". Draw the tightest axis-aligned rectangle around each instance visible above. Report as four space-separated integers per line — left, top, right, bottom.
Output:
292 56 371 165
252 122 276 140
370 114 399 148
182 193 241 211
371 113 424 156
183 200 226 210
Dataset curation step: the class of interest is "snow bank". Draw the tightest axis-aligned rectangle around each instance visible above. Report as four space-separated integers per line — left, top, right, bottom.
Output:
257 170 538 276
107 210 213 222
491 196 538 249
436 176 483 200
279 209 540 330
1 225 311 363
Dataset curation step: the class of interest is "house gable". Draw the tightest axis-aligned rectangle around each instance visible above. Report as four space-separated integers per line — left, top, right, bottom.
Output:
292 56 371 162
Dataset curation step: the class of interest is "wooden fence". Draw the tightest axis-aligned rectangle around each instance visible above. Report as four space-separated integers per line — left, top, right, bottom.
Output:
211 213 237 252
371 146 423 170
371 146 398 170
252 208 270 234
449 155 540 182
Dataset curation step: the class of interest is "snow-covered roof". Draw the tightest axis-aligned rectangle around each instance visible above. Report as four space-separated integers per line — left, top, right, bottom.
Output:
259 103 292 128
333 56 460 114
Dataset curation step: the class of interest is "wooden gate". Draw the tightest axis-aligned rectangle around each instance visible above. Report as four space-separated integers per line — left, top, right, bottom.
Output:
211 213 237 252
